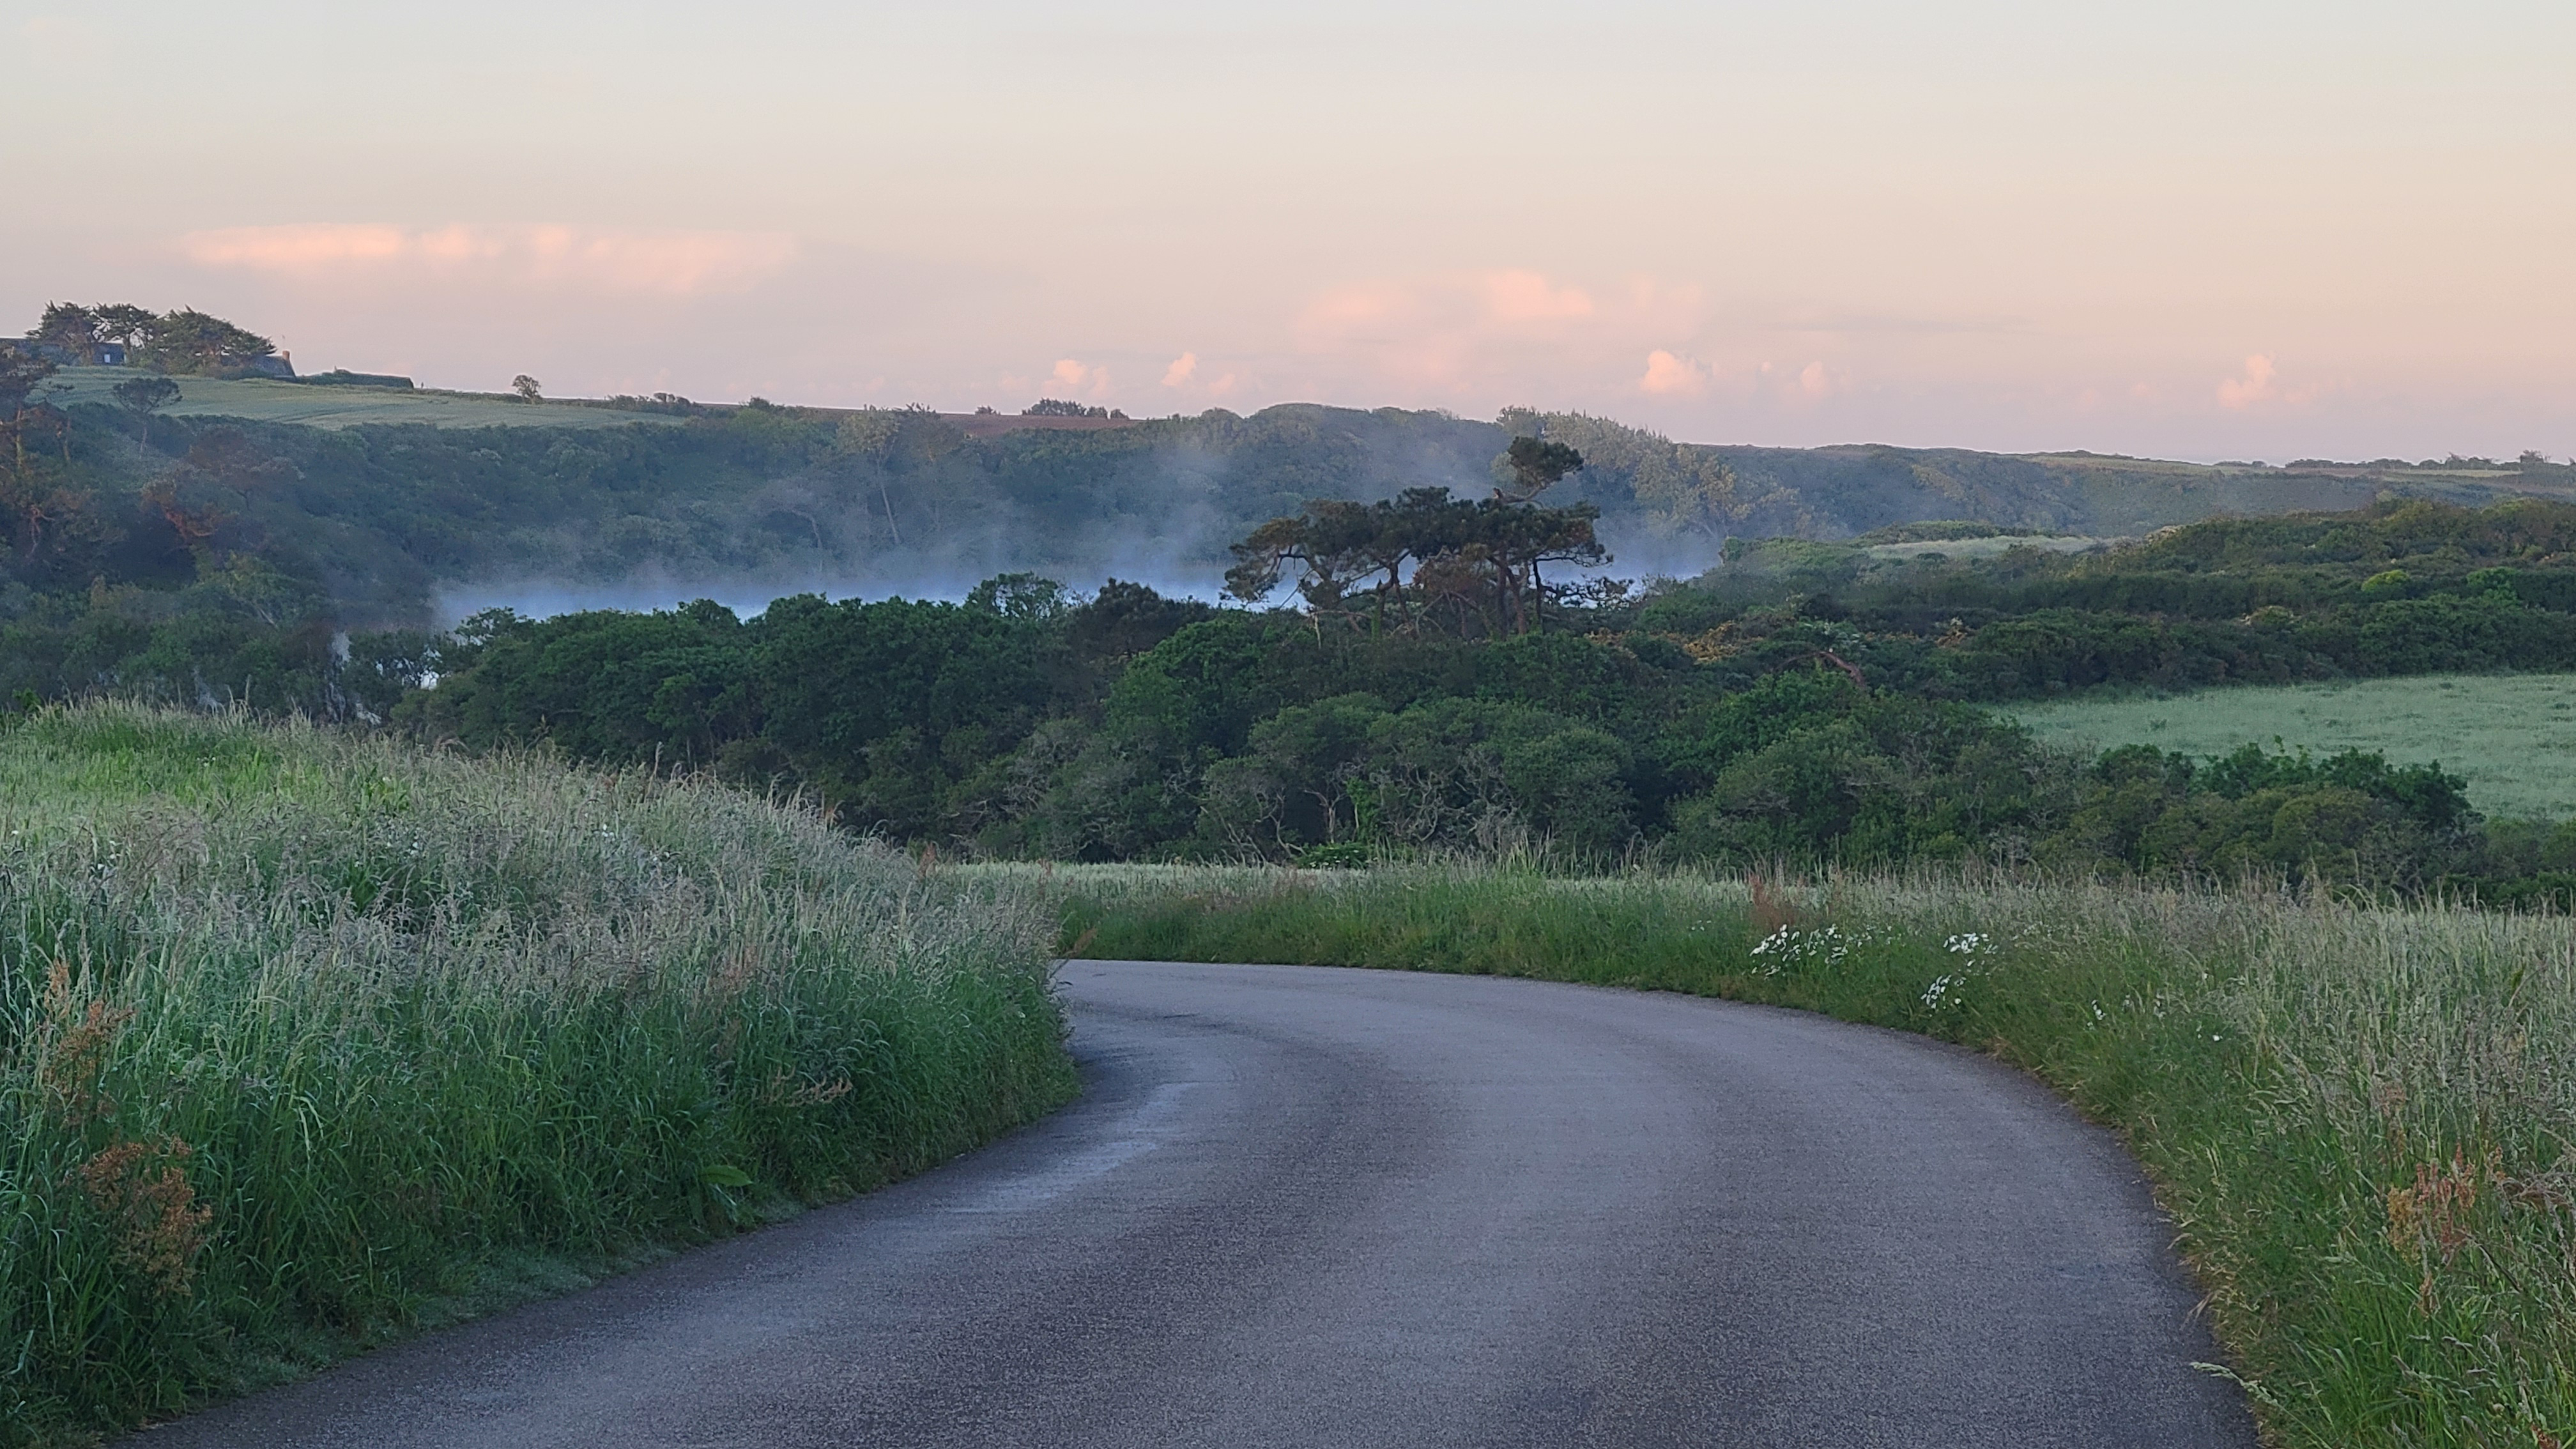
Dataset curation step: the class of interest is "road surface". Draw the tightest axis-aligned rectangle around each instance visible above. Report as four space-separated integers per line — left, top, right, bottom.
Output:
133 960 2256 1447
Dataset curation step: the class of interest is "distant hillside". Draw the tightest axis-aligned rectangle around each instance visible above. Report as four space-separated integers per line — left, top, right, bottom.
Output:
38 367 688 432
13 367 2576 634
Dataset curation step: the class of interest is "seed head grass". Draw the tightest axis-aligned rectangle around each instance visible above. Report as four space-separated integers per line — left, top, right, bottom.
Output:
1 704 1075 1445
1027 860 2576 1448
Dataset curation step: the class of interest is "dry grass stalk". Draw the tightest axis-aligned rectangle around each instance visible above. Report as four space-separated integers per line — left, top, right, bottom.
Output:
74 1136 215 1298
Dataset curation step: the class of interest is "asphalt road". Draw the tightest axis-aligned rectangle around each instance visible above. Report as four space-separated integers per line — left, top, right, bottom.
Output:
134 961 2257 1448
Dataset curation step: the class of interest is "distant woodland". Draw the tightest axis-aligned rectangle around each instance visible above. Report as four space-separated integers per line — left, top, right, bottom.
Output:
14 307 2576 896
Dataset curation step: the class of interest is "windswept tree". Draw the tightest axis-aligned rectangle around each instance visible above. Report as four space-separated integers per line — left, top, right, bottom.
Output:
1500 408 1759 540
1494 434 1584 502
1226 482 1608 637
29 303 101 363
0 349 96 564
90 303 158 353
1473 493 1609 634
0 348 58 472
112 374 181 444
139 309 276 375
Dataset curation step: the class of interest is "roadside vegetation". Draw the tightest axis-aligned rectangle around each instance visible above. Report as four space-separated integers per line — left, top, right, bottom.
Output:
0 703 1073 1446
1042 861 2576 1449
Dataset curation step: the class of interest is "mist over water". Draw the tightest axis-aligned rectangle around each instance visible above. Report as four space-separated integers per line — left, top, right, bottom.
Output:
417 404 1724 625
433 563 1238 625
431 521 1712 625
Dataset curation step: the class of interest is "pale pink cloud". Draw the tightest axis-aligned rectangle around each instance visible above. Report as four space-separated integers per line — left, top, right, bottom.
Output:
2216 353 2278 409
1798 360 1839 399
1480 270 1594 323
178 223 799 295
1161 351 1199 387
1623 275 1707 317
1301 269 1600 343
1295 269 1614 391
183 224 411 267
1301 283 1412 334
1048 358 1111 397
1639 349 1706 395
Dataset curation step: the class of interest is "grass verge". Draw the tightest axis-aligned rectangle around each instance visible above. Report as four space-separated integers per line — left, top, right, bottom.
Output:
2 705 1075 1445
1031 861 2576 1448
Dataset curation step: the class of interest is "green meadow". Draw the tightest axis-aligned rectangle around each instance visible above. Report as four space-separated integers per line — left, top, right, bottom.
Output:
2009 673 2576 818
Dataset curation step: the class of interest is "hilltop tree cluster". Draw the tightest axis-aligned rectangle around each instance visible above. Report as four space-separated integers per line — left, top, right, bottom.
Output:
1224 436 1607 637
1225 489 1607 637
1022 398 1127 420
21 302 279 375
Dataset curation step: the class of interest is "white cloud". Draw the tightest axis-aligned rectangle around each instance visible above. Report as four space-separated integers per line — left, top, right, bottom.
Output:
1639 349 1706 395
1162 351 1199 387
1798 360 1838 399
178 224 799 296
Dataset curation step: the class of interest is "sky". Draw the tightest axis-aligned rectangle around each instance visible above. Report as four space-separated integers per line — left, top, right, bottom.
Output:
5 0 2572 463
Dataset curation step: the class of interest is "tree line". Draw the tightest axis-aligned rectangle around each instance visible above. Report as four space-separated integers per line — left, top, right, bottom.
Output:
20 302 281 375
1222 438 1599 638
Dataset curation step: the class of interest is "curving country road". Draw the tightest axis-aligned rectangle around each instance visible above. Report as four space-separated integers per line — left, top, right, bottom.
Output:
134 961 2256 1448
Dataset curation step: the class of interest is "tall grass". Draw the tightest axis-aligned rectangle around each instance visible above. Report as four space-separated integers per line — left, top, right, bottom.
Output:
1 705 1075 1445
1038 862 2576 1448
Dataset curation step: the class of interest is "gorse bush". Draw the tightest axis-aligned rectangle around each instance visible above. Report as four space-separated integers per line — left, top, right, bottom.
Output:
0 704 1074 1443
1041 862 2576 1447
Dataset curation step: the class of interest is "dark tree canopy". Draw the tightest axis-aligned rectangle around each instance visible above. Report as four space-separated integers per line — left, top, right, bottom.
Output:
1497 435 1585 502
144 309 277 374
111 375 183 444
1225 486 1608 636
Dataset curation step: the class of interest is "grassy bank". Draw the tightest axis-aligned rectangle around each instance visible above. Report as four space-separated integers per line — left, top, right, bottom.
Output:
1039 862 2576 1448
2 705 1075 1445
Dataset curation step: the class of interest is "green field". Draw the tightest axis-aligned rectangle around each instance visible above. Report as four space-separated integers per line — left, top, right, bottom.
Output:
38 367 680 430
2009 673 2576 818
1039 861 2576 1448
0 705 1073 1443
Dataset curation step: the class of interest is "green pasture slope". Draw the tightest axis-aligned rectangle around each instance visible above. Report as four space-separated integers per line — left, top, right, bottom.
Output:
0 704 1074 1446
1046 862 2576 1449
2009 673 2576 818
39 367 679 430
